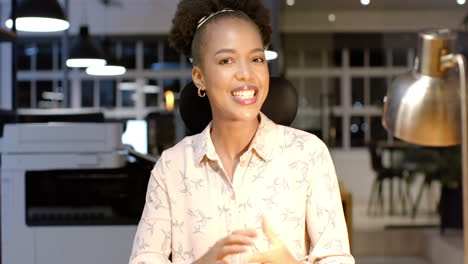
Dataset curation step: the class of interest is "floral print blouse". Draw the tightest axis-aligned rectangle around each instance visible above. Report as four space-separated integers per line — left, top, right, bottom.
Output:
129 113 354 264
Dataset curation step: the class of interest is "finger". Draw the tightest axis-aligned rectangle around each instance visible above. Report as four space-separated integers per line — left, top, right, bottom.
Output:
231 229 258 237
262 216 280 244
223 234 255 246
215 260 229 264
217 245 249 260
246 251 272 263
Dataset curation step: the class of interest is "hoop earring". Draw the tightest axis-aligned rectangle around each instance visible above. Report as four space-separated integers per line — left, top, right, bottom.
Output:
197 87 206 98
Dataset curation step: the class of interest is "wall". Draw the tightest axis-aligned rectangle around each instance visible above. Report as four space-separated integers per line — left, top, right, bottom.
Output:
282 10 466 33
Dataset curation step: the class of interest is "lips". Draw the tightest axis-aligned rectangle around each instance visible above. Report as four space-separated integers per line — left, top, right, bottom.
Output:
231 85 258 105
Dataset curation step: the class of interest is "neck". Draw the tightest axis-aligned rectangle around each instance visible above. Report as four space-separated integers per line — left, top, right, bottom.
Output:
210 116 260 161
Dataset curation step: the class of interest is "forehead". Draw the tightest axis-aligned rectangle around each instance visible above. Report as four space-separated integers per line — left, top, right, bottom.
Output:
201 17 263 53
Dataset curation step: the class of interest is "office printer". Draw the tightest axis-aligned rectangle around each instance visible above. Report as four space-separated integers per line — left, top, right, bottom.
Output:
1 122 154 264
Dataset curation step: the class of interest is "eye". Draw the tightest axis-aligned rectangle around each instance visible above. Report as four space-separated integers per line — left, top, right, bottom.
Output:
219 58 234 65
253 57 265 63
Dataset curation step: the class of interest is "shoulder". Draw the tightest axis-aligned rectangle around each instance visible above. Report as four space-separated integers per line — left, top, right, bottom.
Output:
159 134 200 161
154 133 200 171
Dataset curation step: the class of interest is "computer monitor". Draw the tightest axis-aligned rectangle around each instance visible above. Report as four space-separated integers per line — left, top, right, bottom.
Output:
122 120 148 154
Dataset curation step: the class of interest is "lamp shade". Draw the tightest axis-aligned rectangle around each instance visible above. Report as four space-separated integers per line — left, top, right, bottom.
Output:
66 26 107 68
85 38 126 76
382 29 461 146
5 0 69 32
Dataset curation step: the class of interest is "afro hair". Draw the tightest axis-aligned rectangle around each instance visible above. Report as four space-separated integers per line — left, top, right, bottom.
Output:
169 0 271 62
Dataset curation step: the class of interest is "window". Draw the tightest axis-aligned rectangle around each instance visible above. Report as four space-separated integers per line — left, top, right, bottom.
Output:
350 49 364 67
351 77 364 108
36 43 54 70
162 42 180 70
121 41 136 69
81 80 94 107
284 33 414 149
392 48 407 66
18 81 31 108
36 81 54 108
145 79 160 107
350 116 366 147
99 80 117 107
370 77 387 106
143 42 160 70
18 43 32 70
369 48 386 67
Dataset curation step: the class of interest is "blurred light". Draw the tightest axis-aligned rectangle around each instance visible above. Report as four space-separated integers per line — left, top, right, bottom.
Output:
119 82 137 91
286 0 295 6
350 123 359 133
118 82 161 94
328 14 336 22
6 17 69 32
24 46 38 56
144 85 160 94
353 101 363 108
86 65 126 76
165 91 175 111
66 58 106 68
42 91 63 101
457 0 466 5
361 122 368 131
265 50 278 61
360 0 370 5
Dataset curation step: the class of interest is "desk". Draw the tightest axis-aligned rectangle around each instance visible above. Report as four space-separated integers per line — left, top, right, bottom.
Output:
376 141 440 217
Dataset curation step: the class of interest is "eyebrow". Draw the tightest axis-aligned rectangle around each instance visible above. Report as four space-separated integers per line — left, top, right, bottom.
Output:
214 47 264 56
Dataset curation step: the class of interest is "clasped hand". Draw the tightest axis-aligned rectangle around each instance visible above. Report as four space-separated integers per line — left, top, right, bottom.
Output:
193 217 301 264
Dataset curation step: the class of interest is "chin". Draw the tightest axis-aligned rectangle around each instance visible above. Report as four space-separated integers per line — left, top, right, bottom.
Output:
235 108 262 121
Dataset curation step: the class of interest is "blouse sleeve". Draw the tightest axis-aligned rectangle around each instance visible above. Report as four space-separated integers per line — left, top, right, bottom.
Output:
304 141 355 264
129 152 176 264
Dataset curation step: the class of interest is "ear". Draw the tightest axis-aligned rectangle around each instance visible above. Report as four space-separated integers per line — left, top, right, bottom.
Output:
192 66 206 91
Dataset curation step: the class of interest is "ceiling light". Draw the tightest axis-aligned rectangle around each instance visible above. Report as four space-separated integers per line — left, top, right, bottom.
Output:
86 37 126 76
66 26 107 68
86 65 126 76
286 0 295 6
457 0 466 5
5 0 69 32
328 14 336 22
360 0 370 6
265 50 278 61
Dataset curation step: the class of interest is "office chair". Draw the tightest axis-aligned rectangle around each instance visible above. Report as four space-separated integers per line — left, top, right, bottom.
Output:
179 76 299 134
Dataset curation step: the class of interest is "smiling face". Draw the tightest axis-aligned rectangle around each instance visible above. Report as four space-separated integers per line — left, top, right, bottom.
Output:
192 16 269 123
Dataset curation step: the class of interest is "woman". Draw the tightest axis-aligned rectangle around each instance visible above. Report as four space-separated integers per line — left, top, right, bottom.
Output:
129 1 354 264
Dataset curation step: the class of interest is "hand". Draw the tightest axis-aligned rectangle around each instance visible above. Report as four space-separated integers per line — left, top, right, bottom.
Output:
193 229 257 264
246 217 301 264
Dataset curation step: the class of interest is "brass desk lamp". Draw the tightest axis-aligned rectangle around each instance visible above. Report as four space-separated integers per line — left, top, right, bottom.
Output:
383 28 467 263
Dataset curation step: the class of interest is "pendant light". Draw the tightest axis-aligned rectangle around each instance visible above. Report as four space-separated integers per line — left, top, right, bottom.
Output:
86 63 126 76
66 26 107 68
86 37 126 76
5 0 69 32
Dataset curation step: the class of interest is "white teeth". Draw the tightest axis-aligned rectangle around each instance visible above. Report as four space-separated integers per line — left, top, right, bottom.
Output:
232 90 255 99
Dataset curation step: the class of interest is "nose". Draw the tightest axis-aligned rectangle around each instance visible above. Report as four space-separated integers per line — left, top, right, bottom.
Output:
235 60 253 81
